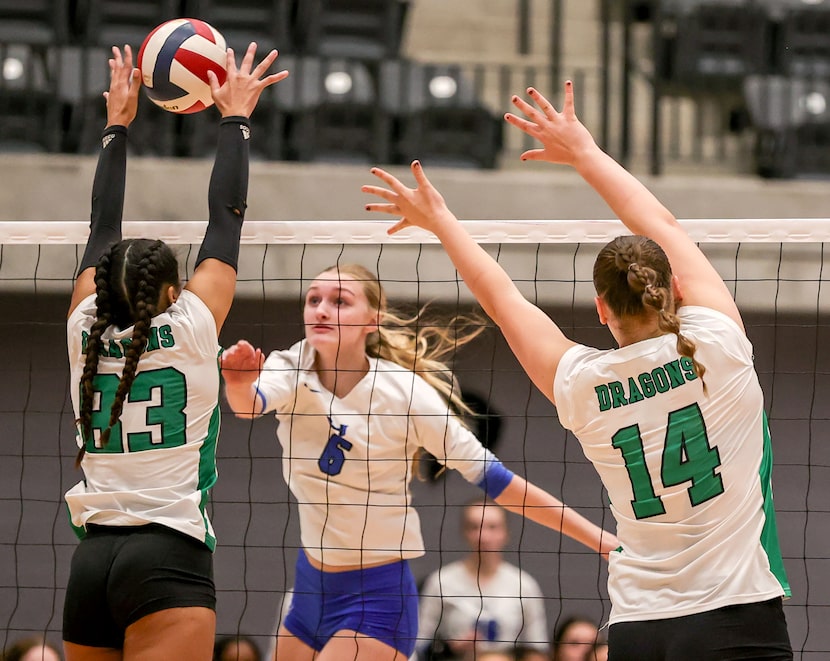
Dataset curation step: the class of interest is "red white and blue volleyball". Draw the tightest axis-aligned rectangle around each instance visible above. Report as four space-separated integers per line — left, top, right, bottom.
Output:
138 18 227 114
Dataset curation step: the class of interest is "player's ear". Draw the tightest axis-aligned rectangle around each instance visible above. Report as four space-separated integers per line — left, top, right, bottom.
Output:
671 275 683 307
595 296 608 325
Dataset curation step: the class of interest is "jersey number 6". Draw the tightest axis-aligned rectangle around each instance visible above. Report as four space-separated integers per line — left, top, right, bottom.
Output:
318 420 353 476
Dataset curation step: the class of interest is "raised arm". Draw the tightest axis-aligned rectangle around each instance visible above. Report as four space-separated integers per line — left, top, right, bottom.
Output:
185 43 288 333
495 474 619 558
69 45 140 317
506 82 742 330
362 163 574 404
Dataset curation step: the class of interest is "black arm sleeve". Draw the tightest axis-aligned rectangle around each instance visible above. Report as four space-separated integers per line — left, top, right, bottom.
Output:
195 116 251 271
78 125 128 274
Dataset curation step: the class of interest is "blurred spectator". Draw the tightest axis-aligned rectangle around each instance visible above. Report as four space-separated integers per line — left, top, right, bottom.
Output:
213 635 262 661
551 616 600 661
2 637 61 661
416 498 549 661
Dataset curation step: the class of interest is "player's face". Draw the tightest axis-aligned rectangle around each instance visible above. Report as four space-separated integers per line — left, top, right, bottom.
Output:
462 504 508 554
303 272 378 355
557 621 600 661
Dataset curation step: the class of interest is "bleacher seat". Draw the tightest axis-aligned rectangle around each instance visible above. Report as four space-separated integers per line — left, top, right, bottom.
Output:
294 0 409 61
184 0 294 54
744 74 830 178
0 2 71 152
764 0 830 78
379 60 502 169
273 55 382 163
69 1 183 155
657 0 769 93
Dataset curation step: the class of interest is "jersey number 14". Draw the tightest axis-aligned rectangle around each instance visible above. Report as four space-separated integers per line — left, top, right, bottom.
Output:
612 403 725 519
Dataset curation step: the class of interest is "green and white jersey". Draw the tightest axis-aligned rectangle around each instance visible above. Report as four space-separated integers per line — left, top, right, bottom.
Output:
554 306 790 624
65 290 221 550
255 340 498 567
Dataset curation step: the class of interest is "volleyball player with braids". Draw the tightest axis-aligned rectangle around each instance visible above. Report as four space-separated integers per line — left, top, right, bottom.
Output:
363 82 793 660
221 263 618 661
62 43 287 661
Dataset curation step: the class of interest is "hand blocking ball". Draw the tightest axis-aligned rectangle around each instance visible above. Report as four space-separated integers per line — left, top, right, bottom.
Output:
138 18 228 114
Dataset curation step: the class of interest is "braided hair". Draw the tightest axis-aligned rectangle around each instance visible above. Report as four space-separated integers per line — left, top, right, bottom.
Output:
592 235 706 384
75 238 180 467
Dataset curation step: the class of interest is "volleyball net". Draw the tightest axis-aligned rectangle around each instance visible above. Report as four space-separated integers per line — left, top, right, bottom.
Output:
0 219 827 658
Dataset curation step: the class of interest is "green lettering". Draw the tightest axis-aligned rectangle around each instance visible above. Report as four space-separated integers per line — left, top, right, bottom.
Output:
651 367 670 393
638 371 656 397
679 356 698 381
627 376 644 403
595 384 612 412
158 325 175 348
146 327 160 352
610 381 628 408
663 359 686 388
107 339 123 359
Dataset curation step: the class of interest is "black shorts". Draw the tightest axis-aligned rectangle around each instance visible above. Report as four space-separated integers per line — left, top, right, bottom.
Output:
63 523 215 648
608 598 792 661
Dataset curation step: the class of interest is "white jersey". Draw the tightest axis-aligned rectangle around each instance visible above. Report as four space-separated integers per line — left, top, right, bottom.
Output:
417 560 549 656
255 340 500 566
554 306 790 624
65 290 221 550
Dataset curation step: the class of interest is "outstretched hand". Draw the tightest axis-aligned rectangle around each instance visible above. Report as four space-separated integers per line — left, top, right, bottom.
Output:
221 340 265 387
504 82 597 166
104 45 140 128
362 161 456 236
208 42 288 118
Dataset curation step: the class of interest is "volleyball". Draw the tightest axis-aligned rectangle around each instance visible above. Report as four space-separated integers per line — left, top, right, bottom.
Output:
137 18 228 114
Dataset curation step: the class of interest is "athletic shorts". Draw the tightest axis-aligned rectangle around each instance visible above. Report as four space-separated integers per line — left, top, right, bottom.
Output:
283 550 418 657
63 523 215 648
607 597 793 661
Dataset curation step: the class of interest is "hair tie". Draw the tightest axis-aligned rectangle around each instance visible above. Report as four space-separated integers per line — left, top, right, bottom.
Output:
628 262 638 271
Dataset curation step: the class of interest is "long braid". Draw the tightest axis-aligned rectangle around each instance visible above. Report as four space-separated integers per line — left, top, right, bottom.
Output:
103 242 164 442
75 239 180 466
76 252 115 467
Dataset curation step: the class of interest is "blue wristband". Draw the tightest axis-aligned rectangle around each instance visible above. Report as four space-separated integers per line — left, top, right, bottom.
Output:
477 459 514 499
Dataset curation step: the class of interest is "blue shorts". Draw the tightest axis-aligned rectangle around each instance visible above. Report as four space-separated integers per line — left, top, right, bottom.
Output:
283 550 418 657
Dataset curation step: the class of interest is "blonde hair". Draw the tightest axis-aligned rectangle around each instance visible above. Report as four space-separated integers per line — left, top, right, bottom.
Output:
316 264 488 417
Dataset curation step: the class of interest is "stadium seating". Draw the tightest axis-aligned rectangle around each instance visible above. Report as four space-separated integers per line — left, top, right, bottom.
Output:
293 0 409 61
657 0 769 93
0 1 71 152
184 0 295 54
272 55 381 163
379 60 502 169
744 74 830 178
